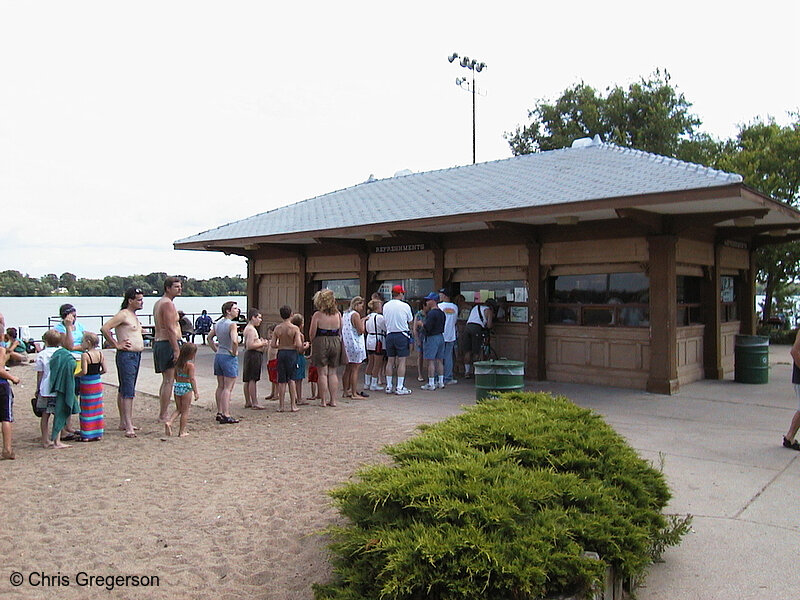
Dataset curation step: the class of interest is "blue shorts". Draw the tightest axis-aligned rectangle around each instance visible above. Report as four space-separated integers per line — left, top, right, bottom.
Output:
423 333 445 361
214 353 239 378
277 349 298 383
385 332 411 358
116 351 141 399
0 380 13 422
292 354 307 381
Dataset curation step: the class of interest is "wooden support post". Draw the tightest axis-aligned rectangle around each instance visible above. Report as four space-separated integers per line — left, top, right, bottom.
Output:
702 246 723 379
526 241 546 380
739 250 757 335
647 235 679 394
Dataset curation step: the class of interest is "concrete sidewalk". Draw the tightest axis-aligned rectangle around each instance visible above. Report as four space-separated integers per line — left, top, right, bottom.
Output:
101 343 800 599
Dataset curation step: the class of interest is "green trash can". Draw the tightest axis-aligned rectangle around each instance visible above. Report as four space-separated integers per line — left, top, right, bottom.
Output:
474 360 525 401
734 335 769 384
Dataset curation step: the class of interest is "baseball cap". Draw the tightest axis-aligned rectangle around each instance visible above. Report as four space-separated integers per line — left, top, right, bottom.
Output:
392 284 405 294
438 287 450 296
424 292 439 301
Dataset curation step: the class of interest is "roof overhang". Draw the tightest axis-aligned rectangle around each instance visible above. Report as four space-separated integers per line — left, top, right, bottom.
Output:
175 182 800 252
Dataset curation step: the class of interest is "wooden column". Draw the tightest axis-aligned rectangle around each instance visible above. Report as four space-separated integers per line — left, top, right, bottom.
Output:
297 253 307 319
246 258 257 314
739 249 757 335
526 241 546 380
647 235 679 394
358 251 369 299
433 247 445 292
702 245 723 379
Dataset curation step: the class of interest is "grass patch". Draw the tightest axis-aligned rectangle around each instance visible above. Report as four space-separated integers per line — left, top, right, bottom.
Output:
315 392 690 599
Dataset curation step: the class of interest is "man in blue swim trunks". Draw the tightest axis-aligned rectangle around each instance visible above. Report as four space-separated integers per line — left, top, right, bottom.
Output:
101 287 145 438
153 277 182 422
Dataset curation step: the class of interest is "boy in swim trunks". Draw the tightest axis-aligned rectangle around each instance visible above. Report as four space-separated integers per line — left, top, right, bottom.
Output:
271 305 303 413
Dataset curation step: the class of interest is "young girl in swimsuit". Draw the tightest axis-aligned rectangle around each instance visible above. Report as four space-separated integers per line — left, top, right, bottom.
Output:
165 343 198 437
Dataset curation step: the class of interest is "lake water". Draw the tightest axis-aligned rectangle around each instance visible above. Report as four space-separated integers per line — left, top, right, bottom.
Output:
0 296 247 339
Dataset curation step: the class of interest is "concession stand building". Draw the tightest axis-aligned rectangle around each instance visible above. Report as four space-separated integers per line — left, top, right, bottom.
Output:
175 140 800 394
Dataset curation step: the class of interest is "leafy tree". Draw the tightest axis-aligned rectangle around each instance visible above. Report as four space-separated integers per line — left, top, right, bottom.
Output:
505 69 705 159
59 272 77 291
712 116 800 320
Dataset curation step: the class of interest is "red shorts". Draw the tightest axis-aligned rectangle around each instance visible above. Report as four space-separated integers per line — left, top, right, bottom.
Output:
267 358 278 383
308 365 319 383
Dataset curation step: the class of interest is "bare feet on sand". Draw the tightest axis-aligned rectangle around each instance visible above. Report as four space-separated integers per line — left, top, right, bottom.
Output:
178 432 189 437
1 449 16 459
249 404 267 410
124 431 137 438
164 422 173 437
51 442 71 449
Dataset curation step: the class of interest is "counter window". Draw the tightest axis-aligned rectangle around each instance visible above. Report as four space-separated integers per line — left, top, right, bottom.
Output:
677 275 703 326
547 272 649 327
378 279 433 302
453 280 528 323
720 276 738 322
318 279 361 300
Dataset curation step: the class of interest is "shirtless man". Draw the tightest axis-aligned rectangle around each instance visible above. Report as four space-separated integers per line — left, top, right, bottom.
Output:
242 307 269 410
153 277 182 422
101 287 145 438
271 305 303 413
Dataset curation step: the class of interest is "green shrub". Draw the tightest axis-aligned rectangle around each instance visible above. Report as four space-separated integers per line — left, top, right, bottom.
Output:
315 392 689 600
756 325 797 345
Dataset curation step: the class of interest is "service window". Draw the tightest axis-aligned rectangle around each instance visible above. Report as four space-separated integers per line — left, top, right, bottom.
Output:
378 278 434 303
456 280 528 323
720 276 738 322
677 276 703 326
547 272 649 327
317 279 361 300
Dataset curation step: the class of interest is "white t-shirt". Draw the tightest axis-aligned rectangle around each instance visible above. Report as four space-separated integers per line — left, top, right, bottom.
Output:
438 301 459 342
34 346 59 397
467 304 492 327
382 298 413 334
364 312 386 351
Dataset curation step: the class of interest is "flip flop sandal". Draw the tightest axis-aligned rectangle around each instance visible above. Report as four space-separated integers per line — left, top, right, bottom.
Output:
783 437 800 451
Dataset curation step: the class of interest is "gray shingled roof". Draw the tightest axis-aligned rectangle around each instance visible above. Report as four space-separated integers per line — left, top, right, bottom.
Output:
176 143 742 245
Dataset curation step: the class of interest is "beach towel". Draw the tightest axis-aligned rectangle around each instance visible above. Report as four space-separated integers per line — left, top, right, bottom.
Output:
50 348 80 441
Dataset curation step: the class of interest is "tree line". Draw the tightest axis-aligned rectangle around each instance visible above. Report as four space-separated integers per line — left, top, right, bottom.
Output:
506 69 800 319
0 270 246 297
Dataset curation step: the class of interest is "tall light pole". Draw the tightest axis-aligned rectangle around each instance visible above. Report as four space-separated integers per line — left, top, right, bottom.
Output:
448 52 486 164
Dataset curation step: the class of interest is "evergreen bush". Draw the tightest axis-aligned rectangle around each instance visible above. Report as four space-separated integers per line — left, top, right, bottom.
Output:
315 392 689 600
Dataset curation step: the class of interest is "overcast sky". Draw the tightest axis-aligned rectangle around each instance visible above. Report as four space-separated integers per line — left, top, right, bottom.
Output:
1 1 797 280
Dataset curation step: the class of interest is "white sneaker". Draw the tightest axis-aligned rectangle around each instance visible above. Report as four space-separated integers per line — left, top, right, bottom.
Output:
369 383 382 391
385 385 394 394
436 382 445 389
421 383 436 391
395 387 412 395
446 379 458 385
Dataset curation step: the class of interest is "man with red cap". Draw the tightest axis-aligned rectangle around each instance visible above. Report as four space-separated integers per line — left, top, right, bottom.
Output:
382 284 414 395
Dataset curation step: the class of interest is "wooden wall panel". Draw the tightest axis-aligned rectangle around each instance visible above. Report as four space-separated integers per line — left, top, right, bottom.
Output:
307 254 360 273
676 239 714 266
257 273 299 323
541 238 647 266
719 246 749 270
677 325 704 385
545 326 650 389
254 257 301 275
444 244 527 268
721 321 740 375
369 250 434 271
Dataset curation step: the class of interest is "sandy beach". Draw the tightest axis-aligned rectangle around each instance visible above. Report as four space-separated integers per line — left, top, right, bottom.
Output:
1 347 475 599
